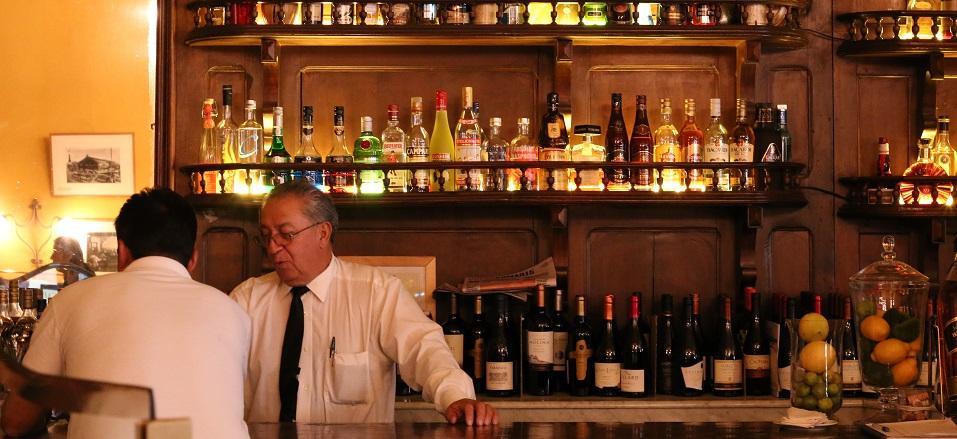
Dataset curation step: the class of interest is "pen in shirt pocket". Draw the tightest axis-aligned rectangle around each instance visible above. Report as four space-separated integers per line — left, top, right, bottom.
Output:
329 336 336 359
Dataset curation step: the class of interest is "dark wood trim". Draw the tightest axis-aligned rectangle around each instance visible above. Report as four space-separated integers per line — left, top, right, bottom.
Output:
155 0 175 188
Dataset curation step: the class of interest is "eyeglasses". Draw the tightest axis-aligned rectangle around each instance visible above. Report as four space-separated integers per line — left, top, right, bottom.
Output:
259 222 324 247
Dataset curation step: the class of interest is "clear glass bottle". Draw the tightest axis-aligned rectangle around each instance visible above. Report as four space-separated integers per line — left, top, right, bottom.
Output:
326 106 357 194
198 98 220 194
571 125 606 191
217 85 239 193
7 288 38 363
263 106 292 189
501 3 526 24
508 118 540 191
237 100 264 194
473 2 499 24
635 3 659 25
703 98 730 191
354 116 385 194
445 2 472 24
389 3 412 24
334 1 356 24
730 99 756 191
653 98 682 192
454 87 485 191
744 3 768 25
407 97 431 193
486 117 509 191
934 116 955 176
680 99 705 192
294 106 324 187
381 104 408 193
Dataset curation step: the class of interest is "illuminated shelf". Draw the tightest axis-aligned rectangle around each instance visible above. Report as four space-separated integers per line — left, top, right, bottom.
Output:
837 11 957 58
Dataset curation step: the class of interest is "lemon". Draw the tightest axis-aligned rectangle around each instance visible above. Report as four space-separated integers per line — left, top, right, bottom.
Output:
892 358 919 387
860 315 890 342
799 313 830 342
872 339 909 366
800 341 837 374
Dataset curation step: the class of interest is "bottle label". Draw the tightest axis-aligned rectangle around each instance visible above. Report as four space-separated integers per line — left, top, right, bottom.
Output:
636 150 652 163
918 360 935 387
731 141 754 162
705 139 729 162
328 155 353 164
779 365 792 391
661 151 676 163
944 317 957 354
595 362 622 388
713 359 743 389
843 359 862 386
431 152 452 162
573 339 592 381
744 354 770 378
383 142 405 163
269 155 291 164
621 369 645 393
472 338 485 380
454 140 482 161
511 145 539 161
486 361 514 391
761 143 781 162
553 332 568 372
445 334 464 367
408 141 429 162
527 331 554 368
686 140 702 163
547 122 562 139
681 362 704 390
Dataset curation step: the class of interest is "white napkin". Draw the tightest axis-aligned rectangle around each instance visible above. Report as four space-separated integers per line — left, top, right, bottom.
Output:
777 407 833 428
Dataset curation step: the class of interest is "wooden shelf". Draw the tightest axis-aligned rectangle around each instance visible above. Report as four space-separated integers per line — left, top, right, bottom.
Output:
837 11 957 59
838 176 957 218
184 24 807 50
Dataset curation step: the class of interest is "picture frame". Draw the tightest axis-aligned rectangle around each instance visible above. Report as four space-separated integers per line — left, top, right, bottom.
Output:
339 255 436 319
50 133 135 196
53 219 119 273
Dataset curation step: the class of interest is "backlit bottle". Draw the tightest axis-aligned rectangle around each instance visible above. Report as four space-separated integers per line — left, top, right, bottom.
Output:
508 118 539 191
325 106 357 194
237 100 264 194
629 95 655 191
680 99 705 191
571 125 605 191
381 104 408 192
197 98 220 194
263 106 292 189
407 97 431 193
294 106 323 187
486 117 509 191
217 85 239 193
454 86 485 191
730 99 756 191
430 90 455 192
653 98 682 192
703 98 730 191
606 93 631 191
353 116 384 194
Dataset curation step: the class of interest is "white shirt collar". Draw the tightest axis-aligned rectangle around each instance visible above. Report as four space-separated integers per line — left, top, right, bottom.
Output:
122 256 191 278
285 255 337 302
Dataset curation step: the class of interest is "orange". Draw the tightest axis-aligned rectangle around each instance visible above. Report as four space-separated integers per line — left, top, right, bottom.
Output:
860 315 890 342
892 358 919 387
872 339 909 366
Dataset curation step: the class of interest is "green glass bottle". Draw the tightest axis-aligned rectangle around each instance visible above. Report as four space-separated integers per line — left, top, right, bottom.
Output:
263 106 291 189
353 115 384 194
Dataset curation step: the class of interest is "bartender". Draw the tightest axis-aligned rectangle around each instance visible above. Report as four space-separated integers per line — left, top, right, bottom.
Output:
230 180 497 426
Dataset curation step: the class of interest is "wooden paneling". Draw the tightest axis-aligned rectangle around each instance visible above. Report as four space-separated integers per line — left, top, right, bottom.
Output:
769 67 812 173
199 226 250 293
856 75 913 178
767 228 812 296
858 232 914 271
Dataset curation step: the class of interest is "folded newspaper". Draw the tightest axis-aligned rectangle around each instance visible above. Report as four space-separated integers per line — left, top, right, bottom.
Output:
435 258 557 301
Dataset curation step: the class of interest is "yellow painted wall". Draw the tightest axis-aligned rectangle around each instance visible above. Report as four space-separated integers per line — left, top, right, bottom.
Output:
0 0 156 275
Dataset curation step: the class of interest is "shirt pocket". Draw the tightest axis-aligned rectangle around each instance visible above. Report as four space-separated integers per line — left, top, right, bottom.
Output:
329 351 371 405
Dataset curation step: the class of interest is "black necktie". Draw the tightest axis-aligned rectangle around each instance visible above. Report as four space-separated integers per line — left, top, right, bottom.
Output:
279 286 309 422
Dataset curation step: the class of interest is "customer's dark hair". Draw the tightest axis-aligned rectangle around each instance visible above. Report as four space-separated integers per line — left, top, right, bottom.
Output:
264 180 339 241
115 188 197 267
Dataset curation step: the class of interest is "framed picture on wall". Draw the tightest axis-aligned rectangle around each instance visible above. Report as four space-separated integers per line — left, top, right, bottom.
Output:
50 133 135 196
339 256 437 319
53 219 119 273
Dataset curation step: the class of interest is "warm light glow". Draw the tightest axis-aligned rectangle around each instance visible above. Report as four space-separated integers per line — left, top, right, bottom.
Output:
528 3 554 24
52 218 114 261
256 2 269 25
0 215 12 241
555 3 581 25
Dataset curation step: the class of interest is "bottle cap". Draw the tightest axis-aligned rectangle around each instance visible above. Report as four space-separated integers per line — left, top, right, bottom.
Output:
710 98 721 116
361 116 373 131
518 117 530 125
548 92 559 104
637 94 647 104
334 106 344 116
435 90 448 110
411 97 423 112
223 85 233 105
273 106 283 117
612 92 622 101
246 99 257 110
490 117 502 126
777 104 788 111
878 136 888 144
573 125 601 135
462 86 473 106
387 104 399 118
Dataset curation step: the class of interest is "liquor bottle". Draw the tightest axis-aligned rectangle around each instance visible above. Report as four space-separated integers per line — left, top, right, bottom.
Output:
467 296 486 393
594 294 621 396
901 138 952 205
775 104 792 162
430 90 455 192
662 3 684 25
676 296 704 396
744 292 771 395
454 86 485 191
571 125 606 191
326 106 357 194
539 92 569 150
605 93 631 191
197 98 221 194
527 285 554 395
7 288 37 362
568 295 594 396
753 103 780 163
691 293 710 392
472 101 486 149
264 106 292 188
919 297 939 388
407 97 431 193
778 297 796 398
508 118 540 191
654 98 682 192
294 106 323 187
445 2 472 24
629 95 655 191
841 296 862 396
231 1 256 24
878 137 892 176
552 289 570 393
934 116 955 176
237 99 264 193
381 104 408 193
621 292 650 397
680 99 705 191
714 295 744 397
486 294 515 396
353 116 385 194
486 117 509 191
657 293 676 395
703 98 730 191
442 293 466 368
730 99 756 191
217 85 239 193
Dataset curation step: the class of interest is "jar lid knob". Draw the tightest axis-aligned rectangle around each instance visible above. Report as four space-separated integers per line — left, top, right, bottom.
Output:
882 235 896 261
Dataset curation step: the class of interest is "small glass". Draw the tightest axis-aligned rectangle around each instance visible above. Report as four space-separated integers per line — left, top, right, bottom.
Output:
474 2 499 24
582 2 608 25
769 5 788 26
608 2 633 24
445 3 472 24
363 2 384 24
691 2 718 26
389 3 411 24
635 2 658 25
661 4 684 25
334 2 356 24
556 2 582 25
418 2 441 24
501 2 526 23
528 2 554 24
744 3 769 25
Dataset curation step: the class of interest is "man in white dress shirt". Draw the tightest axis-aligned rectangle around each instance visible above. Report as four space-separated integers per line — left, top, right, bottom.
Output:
230 180 497 425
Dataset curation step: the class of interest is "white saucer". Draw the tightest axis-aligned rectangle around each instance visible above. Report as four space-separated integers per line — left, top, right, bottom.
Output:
774 418 839 429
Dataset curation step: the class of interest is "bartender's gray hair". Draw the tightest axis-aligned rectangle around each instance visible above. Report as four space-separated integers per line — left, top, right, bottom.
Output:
265 180 340 242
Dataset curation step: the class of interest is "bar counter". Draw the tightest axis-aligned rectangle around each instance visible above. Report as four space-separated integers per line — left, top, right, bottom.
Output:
24 422 872 438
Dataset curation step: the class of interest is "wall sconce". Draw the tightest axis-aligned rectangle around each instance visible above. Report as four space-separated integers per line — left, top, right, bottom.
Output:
1 199 62 267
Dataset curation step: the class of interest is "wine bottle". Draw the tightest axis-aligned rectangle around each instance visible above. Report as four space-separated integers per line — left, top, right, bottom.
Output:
552 289 570 393
467 295 486 393
442 293 466 368
657 293 676 395
568 295 594 396
713 295 744 397
621 292 649 397
778 297 796 398
486 294 515 396
677 296 704 396
744 292 771 396
919 296 938 389
594 294 621 396
526 285 553 396
840 295 862 396
691 292 709 392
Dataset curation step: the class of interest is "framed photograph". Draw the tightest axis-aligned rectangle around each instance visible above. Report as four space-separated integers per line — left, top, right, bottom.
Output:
53 219 119 273
339 256 436 319
50 133 135 196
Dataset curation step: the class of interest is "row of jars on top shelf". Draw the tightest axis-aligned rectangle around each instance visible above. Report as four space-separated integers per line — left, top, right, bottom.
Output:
844 11 957 42
191 1 795 27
